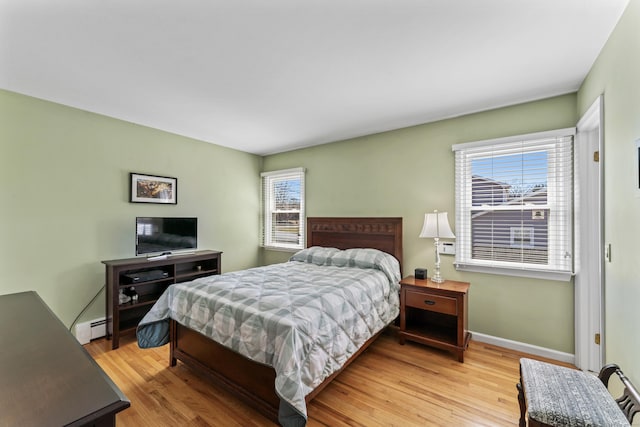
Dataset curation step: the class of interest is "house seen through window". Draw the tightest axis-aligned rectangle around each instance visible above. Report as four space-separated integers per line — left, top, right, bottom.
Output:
470 150 548 263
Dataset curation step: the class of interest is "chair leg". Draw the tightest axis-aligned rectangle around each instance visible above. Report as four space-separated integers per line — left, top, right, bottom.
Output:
517 381 526 427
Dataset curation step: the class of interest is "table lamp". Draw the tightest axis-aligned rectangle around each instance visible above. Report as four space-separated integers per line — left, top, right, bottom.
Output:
419 210 455 283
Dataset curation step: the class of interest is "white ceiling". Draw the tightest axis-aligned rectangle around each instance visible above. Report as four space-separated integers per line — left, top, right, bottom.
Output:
0 0 629 155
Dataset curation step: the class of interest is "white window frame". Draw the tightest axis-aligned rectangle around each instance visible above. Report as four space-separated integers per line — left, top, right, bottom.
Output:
452 128 575 281
261 167 305 251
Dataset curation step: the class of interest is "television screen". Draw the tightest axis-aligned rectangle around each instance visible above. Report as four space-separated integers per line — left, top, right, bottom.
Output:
136 217 197 256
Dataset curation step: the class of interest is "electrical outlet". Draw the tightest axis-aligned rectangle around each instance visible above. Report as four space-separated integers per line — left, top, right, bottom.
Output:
439 242 456 255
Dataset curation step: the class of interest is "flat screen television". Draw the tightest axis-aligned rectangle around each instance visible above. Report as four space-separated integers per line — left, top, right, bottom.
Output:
135 217 197 256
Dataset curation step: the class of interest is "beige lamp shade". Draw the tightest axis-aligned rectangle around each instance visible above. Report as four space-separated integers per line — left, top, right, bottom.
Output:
419 211 455 239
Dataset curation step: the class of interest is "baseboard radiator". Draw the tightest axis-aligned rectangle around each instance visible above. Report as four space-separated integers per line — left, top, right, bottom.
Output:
75 317 106 345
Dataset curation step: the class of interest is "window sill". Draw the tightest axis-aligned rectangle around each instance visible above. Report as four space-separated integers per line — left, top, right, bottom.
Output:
262 245 301 253
454 263 573 282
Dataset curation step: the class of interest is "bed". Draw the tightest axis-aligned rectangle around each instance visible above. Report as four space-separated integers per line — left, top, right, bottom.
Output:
137 217 403 426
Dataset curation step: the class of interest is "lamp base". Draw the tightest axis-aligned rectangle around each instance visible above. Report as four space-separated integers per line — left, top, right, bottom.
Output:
431 275 445 284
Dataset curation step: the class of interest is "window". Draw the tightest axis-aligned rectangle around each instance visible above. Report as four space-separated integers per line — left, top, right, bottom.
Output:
261 168 305 250
453 128 574 280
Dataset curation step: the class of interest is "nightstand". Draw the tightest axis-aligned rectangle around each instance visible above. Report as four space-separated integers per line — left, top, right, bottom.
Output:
398 275 471 362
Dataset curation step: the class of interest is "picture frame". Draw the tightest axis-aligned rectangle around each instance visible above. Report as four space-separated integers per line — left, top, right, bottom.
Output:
130 173 177 204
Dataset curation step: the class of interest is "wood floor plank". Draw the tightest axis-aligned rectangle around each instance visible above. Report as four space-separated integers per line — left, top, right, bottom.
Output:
85 329 569 426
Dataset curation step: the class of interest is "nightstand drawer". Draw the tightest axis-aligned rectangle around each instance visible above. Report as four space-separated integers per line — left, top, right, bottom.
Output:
405 291 457 315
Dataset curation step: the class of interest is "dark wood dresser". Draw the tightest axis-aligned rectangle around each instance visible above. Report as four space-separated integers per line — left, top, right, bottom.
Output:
0 291 130 426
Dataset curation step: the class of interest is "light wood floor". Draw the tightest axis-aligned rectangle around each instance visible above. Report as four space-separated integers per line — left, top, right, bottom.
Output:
86 330 567 426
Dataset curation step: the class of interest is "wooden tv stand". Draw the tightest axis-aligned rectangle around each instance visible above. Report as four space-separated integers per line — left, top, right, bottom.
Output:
103 250 222 350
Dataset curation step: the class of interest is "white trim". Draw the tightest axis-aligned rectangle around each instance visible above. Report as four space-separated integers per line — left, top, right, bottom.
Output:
261 168 306 250
454 263 572 281
262 245 300 253
452 127 576 152
574 95 604 372
471 331 575 365
576 95 602 129
260 167 305 177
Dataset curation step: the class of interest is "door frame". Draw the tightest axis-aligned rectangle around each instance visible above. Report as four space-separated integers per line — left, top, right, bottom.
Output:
574 95 604 372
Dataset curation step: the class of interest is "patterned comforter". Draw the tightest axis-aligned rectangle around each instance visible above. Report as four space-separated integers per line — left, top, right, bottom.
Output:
137 247 401 425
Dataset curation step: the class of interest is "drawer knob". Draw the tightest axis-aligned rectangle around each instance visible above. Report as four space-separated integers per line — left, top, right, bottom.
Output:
424 300 436 305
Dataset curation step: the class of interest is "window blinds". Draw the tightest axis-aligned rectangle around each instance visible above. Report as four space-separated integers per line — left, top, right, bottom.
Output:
261 168 305 250
453 128 574 280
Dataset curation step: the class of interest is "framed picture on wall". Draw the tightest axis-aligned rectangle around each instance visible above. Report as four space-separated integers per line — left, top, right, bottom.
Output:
130 173 177 204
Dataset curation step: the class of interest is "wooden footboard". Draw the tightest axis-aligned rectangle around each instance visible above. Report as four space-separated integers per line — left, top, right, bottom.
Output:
170 319 386 422
170 320 279 420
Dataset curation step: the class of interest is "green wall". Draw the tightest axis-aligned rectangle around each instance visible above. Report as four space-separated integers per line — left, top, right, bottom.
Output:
3 1 638 367
263 94 578 353
0 89 262 329
577 1 640 384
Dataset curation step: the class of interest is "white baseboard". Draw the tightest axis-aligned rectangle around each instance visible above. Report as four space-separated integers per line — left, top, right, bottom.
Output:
71 320 573 363
471 331 575 365
75 317 107 345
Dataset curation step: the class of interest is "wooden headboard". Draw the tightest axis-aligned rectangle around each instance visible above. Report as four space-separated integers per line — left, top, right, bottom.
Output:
306 217 403 271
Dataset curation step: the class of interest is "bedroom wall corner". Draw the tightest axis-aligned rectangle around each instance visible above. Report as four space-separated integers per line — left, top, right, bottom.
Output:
262 93 578 354
0 89 262 330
